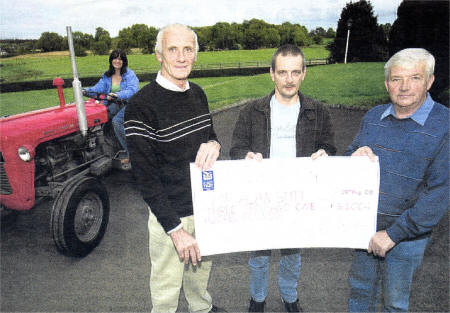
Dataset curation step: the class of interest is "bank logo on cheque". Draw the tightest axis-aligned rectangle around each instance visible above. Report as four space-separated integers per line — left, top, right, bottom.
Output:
202 171 214 191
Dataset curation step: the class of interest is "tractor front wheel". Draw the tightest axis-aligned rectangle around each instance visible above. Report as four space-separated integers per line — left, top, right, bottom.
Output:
50 176 109 257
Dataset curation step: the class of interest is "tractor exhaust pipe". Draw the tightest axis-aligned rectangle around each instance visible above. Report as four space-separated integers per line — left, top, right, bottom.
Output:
66 26 87 137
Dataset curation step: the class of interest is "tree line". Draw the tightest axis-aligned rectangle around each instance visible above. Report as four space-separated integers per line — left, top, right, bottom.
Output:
0 19 336 57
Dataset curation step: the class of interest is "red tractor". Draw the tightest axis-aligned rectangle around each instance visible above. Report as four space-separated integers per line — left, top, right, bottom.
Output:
0 27 128 257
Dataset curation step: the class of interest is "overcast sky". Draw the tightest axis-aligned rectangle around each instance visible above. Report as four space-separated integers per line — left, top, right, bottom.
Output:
0 0 402 39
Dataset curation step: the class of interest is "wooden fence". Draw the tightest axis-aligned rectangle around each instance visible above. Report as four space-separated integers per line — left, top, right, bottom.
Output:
0 59 329 92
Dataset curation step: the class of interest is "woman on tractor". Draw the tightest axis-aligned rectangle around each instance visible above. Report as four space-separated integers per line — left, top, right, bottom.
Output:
84 49 139 161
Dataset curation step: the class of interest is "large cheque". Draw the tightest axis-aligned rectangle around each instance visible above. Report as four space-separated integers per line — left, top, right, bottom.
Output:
190 157 379 256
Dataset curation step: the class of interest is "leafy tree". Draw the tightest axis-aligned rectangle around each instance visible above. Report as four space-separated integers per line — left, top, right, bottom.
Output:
230 23 244 49
243 19 269 49
130 24 150 48
292 26 311 47
329 0 388 62
114 24 158 53
380 23 391 40
312 36 323 45
73 44 87 57
37 32 63 52
60 31 92 56
0 39 37 56
72 31 93 49
116 27 134 53
193 26 213 51
326 27 336 38
278 22 293 45
141 26 158 54
95 27 111 43
209 22 244 50
264 27 280 48
91 38 110 55
211 22 232 50
92 27 112 54
278 22 310 47
389 0 449 106
309 27 327 37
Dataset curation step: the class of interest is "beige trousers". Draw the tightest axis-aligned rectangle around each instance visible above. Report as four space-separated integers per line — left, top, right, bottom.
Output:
148 211 213 313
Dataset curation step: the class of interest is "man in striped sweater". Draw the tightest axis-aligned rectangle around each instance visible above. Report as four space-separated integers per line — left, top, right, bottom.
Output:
125 24 223 313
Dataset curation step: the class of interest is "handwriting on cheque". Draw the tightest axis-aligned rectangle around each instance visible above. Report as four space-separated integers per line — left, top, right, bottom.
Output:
190 157 380 254
200 189 375 225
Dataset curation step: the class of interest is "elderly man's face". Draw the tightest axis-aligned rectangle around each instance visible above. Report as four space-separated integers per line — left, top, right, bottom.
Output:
157 27 196 89
385 62 434 117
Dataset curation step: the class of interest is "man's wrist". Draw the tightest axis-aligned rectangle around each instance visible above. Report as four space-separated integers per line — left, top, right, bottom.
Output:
167 223 183 234
208 140 221 150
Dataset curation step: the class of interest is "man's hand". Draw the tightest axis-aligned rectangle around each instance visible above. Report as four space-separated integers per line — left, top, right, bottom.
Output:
195 141 220 171
311 149 328 160
351 146 378 162
368 230 396 257
169 228 202 265
245 151 263 162
107 93 118 101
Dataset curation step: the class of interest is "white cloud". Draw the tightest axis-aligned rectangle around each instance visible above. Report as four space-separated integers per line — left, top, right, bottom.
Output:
0 0 400 39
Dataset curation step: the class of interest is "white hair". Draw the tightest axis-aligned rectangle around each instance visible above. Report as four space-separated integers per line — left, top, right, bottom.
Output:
154 23 199 55
384 48 435 80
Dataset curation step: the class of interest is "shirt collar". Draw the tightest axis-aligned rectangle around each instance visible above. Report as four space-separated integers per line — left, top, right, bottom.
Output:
156 71 190 92
270 94 301 108
380 93 435 126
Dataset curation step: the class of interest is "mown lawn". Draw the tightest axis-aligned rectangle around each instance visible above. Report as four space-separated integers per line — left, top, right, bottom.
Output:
0 62 389 116
0 46 329 83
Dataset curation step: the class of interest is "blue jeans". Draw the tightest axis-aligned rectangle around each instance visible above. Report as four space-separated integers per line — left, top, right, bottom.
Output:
112 106 127 153
249 250 301 303
348 236 430 312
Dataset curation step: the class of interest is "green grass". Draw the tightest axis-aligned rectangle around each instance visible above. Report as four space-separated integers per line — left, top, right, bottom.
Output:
300 62 389 107
0 47 330 83
0 63 389 116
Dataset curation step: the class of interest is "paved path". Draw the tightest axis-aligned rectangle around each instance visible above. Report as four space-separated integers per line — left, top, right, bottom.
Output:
1 104 448 312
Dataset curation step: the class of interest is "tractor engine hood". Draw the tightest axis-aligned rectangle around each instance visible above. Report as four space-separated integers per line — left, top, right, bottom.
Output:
0 99 107 159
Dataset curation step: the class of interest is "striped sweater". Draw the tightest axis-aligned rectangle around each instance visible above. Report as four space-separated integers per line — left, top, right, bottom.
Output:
124 80 218 232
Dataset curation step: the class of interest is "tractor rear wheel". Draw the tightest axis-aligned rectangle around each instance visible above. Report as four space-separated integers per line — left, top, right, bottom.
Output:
50 176 109 257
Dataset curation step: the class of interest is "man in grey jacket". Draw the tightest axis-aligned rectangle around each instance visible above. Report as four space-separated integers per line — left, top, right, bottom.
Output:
230 44 336 312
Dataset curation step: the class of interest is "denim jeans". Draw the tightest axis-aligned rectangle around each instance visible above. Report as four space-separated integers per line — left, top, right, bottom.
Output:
249 250 301 303
112 106 127 153
348 236 430 312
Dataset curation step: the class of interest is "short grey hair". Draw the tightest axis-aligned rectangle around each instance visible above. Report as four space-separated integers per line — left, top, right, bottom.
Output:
271 44 306 72
154 23 199 55
384 48 435 80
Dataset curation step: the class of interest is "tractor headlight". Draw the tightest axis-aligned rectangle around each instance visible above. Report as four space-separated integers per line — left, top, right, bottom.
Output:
18 146 31 162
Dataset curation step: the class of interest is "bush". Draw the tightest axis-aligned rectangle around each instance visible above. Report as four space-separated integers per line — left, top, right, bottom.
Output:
91 40 110 55
74 44 87 57
313 36 323 45
231 43 242 50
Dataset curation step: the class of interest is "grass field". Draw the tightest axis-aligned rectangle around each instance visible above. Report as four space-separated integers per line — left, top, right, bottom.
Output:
0 62 389 116
0 46 329 83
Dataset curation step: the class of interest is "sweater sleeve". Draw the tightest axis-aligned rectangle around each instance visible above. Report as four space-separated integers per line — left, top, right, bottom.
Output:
85 75 109 94
386 132 449 243
124 97 182 232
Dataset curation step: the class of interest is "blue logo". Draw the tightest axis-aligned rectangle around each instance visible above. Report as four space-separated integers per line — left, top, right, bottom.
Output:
202 171 214 191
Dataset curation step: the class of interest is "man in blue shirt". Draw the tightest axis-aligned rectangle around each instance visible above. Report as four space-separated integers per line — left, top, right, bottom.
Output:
346 48 449 312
